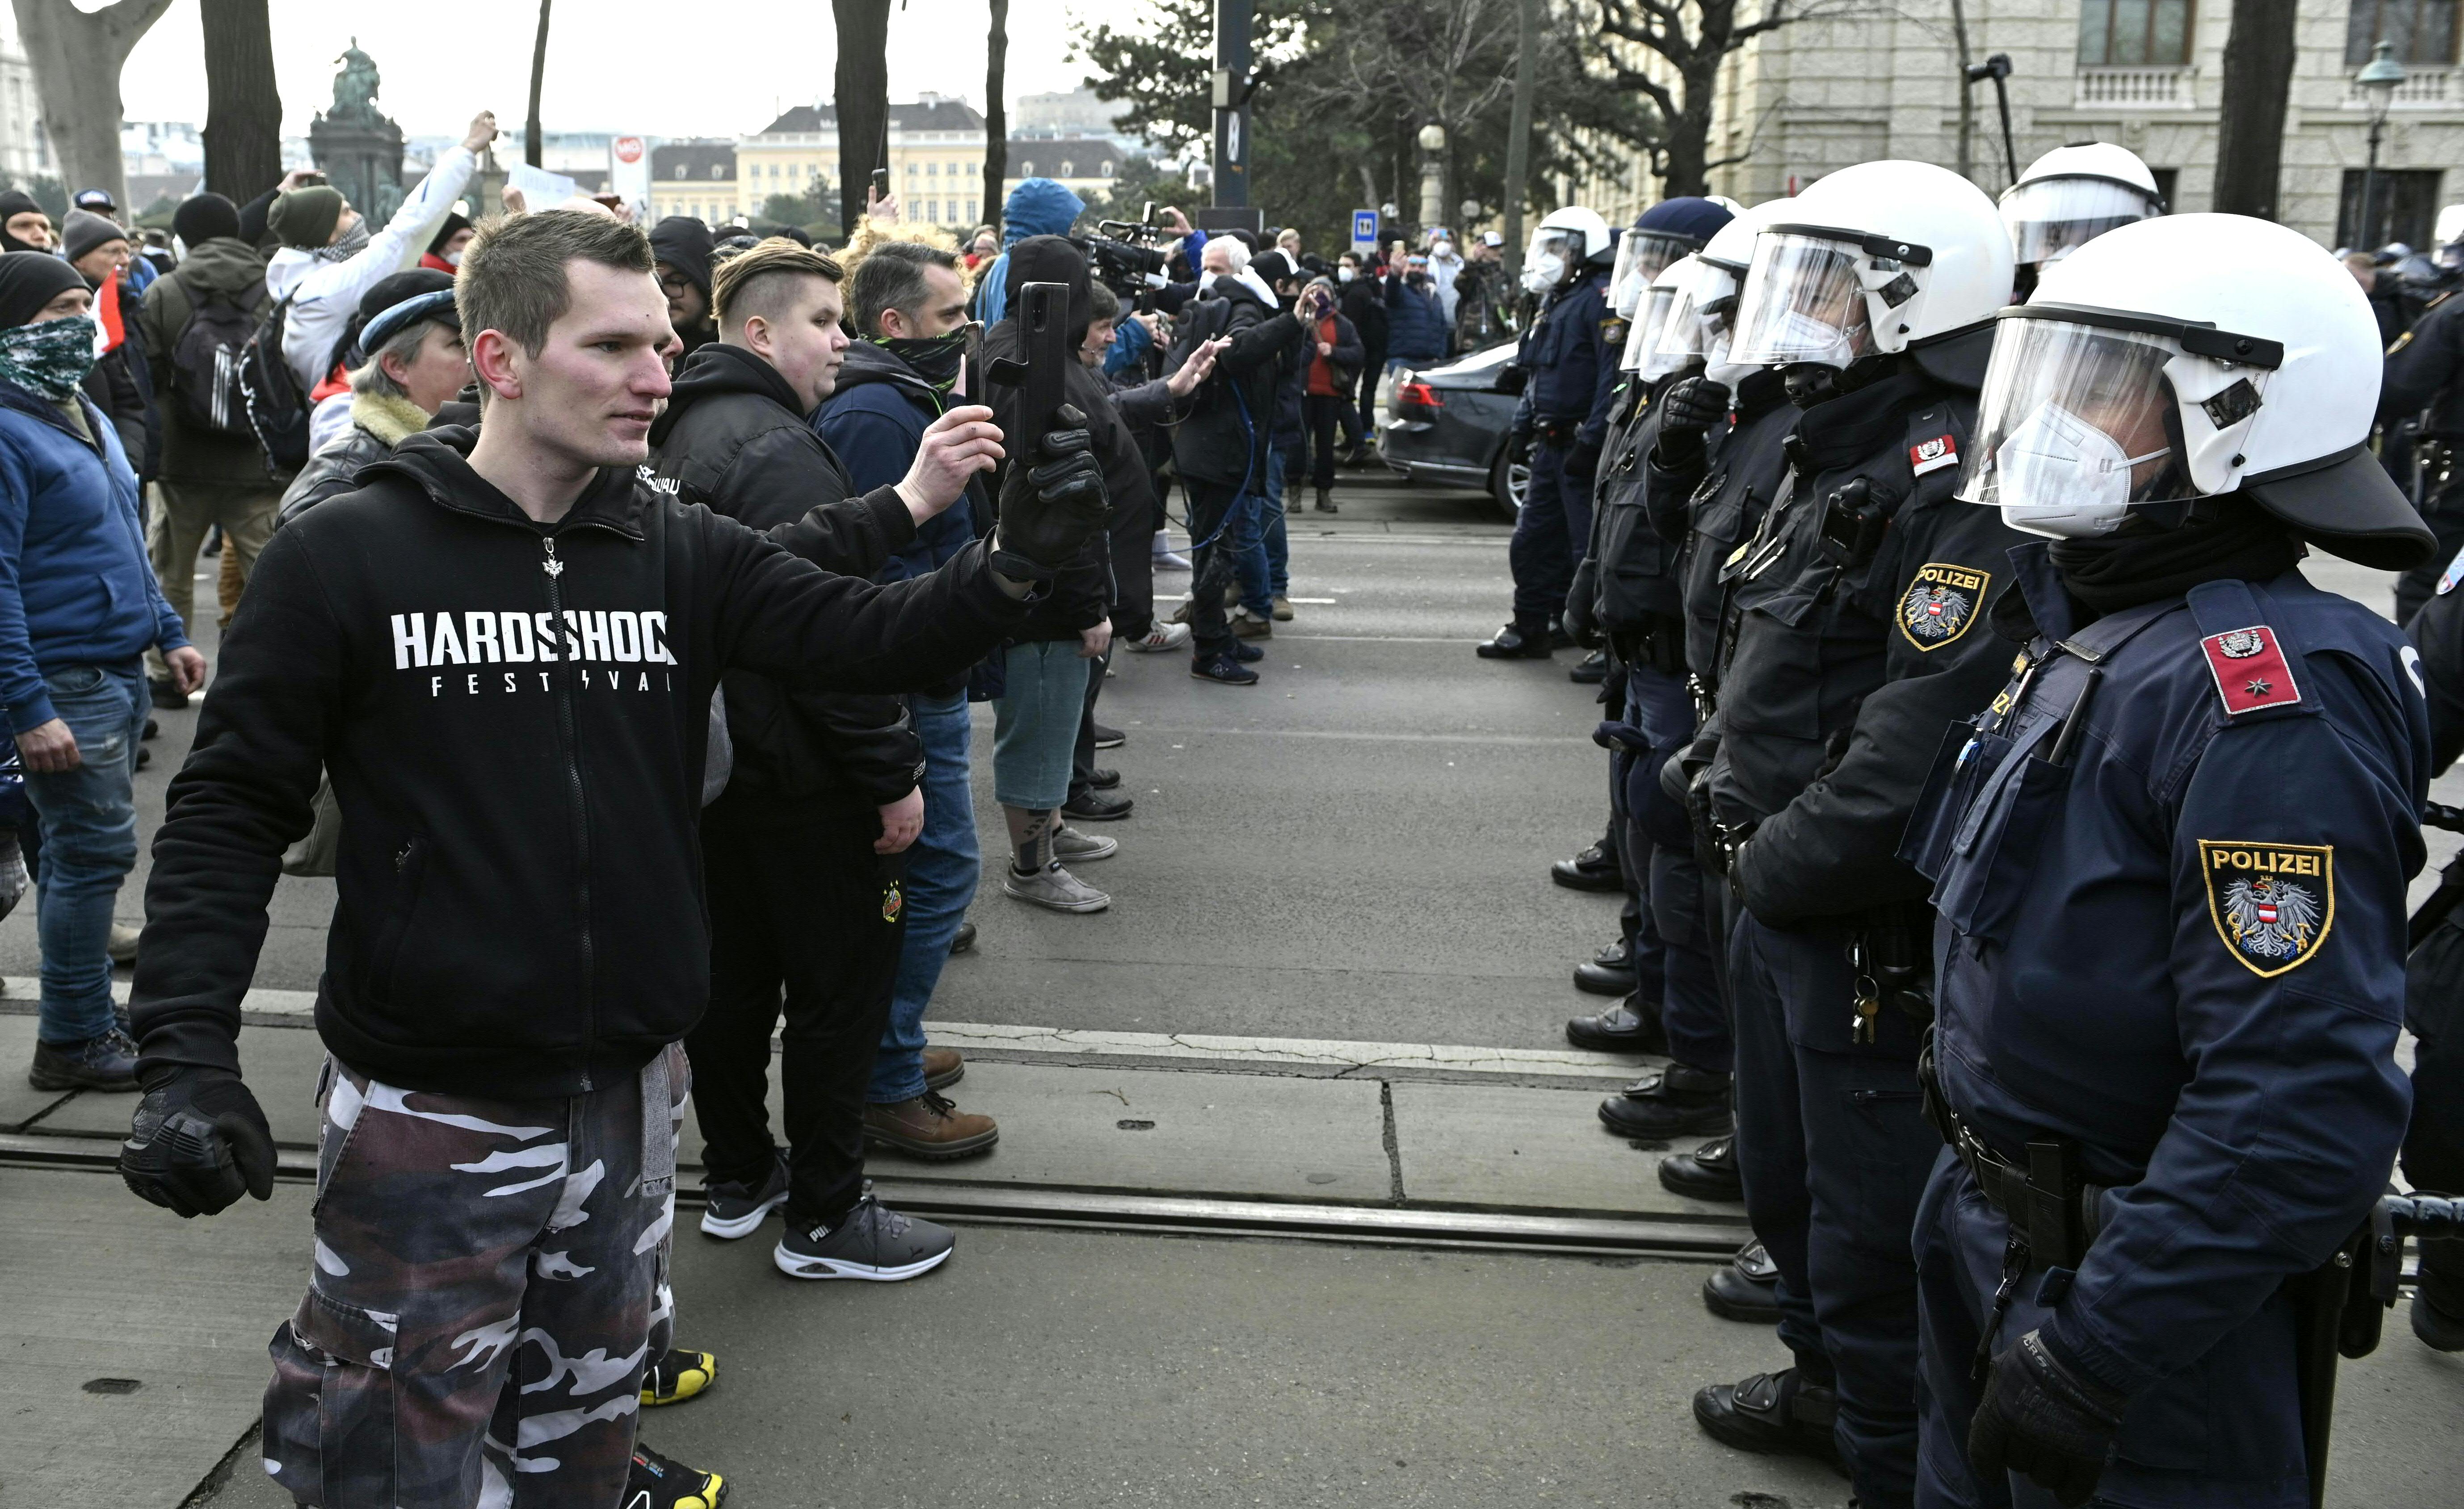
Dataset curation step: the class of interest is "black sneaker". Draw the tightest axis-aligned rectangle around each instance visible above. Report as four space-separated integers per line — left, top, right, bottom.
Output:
1231 640 1266 662
774 1191 956 1281
639 1346 717 1406
1692 1366 1839 1466
29 1027 139 1091
949 919 977 955
698 1151 790 1240
1063 787 1134 822
1093 722 1125 749
1087 767 1122 790
626 1443 726 1508
1191 652 1260 685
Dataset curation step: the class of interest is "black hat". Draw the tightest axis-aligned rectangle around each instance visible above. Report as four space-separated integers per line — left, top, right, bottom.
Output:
72 188 115 214
172 193 240 248
425 211 472 258
2241 445 2437 570
647 216 715 299
0 249 90 328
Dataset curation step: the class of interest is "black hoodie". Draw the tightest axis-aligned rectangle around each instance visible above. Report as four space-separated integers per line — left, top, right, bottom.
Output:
982 236 1110 640
646 341 924 814
130 425 1027 1097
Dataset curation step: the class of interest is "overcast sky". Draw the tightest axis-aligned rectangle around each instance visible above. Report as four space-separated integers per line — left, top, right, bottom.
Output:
114 0 1142 142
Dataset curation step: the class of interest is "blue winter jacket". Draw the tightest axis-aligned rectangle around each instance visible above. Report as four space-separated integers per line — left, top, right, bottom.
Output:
1383 272 1450 364
816 341 978 585
0 381 187 733
971 178 1086 326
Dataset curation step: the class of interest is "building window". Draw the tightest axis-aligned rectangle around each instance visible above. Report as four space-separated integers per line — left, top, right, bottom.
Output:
2346 0 2459 63
2338 167 2444 247
1020 161 1034 176
967 200 979 221
1061 160 1075 177
927 160 939 176
673 164 688 179
1101 160 1115 177
711 164 726 179
2077 0 2194 65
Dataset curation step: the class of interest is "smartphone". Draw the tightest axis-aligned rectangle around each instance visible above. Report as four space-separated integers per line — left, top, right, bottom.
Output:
871 167 890 198
957 319 984 401
1012 282 1073 449
294 171 326 187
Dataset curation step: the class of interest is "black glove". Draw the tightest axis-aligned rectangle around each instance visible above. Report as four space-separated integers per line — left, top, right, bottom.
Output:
1968 1329 2127 1507
1563 432 1604 480
119 1067 275 1218
994 403 1109 577
1654 375 1732 464
1563 559 1601 646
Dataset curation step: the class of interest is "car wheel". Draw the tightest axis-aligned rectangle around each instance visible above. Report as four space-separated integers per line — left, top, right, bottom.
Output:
1488 446 1529 523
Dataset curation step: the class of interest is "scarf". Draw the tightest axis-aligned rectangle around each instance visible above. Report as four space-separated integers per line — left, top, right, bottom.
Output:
2048 498 2305 614
0 314 101 400
875 331 966 393
315 218 372 265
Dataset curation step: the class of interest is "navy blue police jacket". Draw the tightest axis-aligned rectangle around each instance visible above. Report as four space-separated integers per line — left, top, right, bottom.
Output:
1903 544 2426 1400
1513 266 1620 449
1584 368 1682 633
1648 369 1796 696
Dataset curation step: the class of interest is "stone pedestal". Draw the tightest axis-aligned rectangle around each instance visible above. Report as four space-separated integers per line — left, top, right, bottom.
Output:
309 115 406 223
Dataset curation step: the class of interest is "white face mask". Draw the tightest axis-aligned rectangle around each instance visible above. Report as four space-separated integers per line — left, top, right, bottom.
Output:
1770 307 1864 369
1522 251 1564 294
1337 266 1355 283
443 249 463 268
1432 242 1454 260
1993 401 2171 539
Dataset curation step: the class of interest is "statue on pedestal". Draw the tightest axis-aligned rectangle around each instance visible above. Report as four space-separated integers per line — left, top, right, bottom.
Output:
308 38 406 224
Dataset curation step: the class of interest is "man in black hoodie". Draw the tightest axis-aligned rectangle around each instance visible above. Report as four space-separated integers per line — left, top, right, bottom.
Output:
645 239 961 1278
115 210 1106 1508
650 215 717 357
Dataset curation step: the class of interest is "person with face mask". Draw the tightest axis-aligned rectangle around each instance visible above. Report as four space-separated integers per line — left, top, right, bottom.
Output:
421 210 474 274
0 252 204 1093
0 190 53 253
264 109 496 398
1425 231 1465 328
1686 160 2026 1509
1903 212 2436 1508
1338 249 1387 458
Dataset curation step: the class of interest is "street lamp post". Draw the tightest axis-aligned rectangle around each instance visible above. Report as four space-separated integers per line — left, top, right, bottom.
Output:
2357 40 2408 250
1417 123 1447 239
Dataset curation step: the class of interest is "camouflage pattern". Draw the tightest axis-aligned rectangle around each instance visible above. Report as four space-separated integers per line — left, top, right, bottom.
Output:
263 1045 688 1507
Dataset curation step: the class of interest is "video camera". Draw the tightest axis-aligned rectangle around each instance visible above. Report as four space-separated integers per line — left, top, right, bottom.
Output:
1078 202 1181 304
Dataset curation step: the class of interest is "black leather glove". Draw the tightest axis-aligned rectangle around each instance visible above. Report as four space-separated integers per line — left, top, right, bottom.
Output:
1563 432 1604 480
119 1067 275 1218
1654 375 1731 464
994 403 1109 577
1563 559 1601 645
1968 1329 2127 1507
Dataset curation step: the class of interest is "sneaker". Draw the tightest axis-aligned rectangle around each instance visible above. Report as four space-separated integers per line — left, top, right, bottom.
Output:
1062 787 1134 822
699 1151 790 1240
640 1346 717 1406
1127 622 1193 653
1231 610 1272 639
1270 595 1294 621
1052 825 1119 863
1231 641 1266 662
29 1027 138 1091
1086 767 1122 789
1153 550 1193 572
1169 599 1196 625
774 1191 956 1281
864 1091 1000 1159
0 832 26 922
627 1443 726 1508
108 923 139 965
948 920 977 955
1003 860 1110 912
1191 652 1260 685
923 1047 965 1090
1093 722 1125 749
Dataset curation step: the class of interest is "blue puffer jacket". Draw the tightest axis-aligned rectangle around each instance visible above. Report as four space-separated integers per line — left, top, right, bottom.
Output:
0 382 187 733
1383 272 1450 364
971 177 1085 326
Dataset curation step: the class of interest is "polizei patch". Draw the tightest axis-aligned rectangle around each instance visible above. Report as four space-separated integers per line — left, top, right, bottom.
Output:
1899 562 1989 651
1909 435 1959 476
2199 625 2301 715
2199 841 2333 977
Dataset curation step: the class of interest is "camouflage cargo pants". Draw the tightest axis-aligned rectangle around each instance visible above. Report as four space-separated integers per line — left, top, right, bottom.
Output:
263 1045 688 1507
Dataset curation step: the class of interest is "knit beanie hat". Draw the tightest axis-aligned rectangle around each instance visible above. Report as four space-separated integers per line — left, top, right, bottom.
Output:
270 185 346 249
61 209 126 267
0 249 90 327
172 192 241 248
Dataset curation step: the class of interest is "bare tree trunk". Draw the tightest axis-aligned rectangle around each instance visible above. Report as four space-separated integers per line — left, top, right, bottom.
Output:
834 0 894 236
526 0 552 168
199 0 281 202
2214 0 2300 217
1501 0 1539 287
10 0 176 210
1947 0 1976 182
983 0 1008 231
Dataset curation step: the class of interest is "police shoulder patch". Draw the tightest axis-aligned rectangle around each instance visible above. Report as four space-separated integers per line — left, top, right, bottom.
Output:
2199 841 2332 976
2438 543 2464 596
2198 624 2302 715
1899 562 1989 651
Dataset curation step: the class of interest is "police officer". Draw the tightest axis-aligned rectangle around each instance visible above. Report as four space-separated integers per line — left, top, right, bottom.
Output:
1998 142 2162 303
1685 160 2022 1509
1905 212 2435 1505
2378 265 2464 620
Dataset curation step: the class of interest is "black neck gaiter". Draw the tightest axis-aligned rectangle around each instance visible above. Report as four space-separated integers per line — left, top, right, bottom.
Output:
2048 500 2304 614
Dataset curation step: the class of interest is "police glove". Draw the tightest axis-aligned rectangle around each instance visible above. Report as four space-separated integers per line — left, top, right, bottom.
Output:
1653 376 1731 465
1968 1329 2127 1507
1563 432 1604 481
119 1066 276 1218
993 404 1109 579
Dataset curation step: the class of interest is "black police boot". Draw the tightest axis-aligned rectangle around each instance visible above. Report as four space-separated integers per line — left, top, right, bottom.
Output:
1574 937 1638 996
1703 1239 1782 1324
1548 622 1577 649
1691 1366 1839 1466
2416 1243 2464 1352
1476 622 1556 659
1659 1132 1745 1202
1599 1063 1733 1137
1565 997 1666 1054
1568 649 1608 685
1550 841 1625 893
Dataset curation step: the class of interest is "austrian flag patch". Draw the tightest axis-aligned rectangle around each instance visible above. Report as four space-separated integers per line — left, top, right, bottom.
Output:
2198 625 2302 715
1909 435 1959 476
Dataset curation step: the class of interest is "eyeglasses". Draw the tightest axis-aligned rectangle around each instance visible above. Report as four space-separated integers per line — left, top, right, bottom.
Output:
657 273 694 296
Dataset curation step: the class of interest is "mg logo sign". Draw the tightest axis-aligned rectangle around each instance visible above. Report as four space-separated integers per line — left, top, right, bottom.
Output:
614 136 645 164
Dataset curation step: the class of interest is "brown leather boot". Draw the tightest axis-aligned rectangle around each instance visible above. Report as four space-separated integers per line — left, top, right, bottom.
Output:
864 1092 999 1160
922 1047 964 1090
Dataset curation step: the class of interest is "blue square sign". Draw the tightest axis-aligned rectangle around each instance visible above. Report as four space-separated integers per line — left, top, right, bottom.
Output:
1350 210 1379 253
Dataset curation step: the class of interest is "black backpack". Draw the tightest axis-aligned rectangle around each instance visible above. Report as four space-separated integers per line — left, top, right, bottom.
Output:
164 279 265 439
239 294 312 476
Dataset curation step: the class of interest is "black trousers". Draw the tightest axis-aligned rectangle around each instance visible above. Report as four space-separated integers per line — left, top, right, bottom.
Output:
1184 478 1241 657
1304 394 1346 489
688 791 908 1226
1354 340 1386 424
1070 641 1115 803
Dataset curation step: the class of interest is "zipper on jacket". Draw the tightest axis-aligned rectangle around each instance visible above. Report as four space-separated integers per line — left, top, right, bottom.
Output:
540 533 598 1091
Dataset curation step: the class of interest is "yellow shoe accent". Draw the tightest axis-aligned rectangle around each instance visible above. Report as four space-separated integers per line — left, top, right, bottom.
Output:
682 1468 726 1508
640 1347 716 1406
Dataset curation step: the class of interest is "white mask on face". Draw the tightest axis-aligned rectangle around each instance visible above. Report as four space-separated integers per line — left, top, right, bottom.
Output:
1337 266 1355 283
443 249 463 268
1522 251 1564 294
1993 401 2171 539
1770 308 1864 370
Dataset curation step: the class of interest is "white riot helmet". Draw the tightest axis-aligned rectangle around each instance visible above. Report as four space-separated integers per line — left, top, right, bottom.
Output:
1523 206 1611 294
1957 213 2433 568
1698 202 1776 386
1729 160 2014 371
1639 255 1714 379
2001 142 2163 271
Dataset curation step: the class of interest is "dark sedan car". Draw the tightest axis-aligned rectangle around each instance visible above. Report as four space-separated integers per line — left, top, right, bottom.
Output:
1376 341 1526 521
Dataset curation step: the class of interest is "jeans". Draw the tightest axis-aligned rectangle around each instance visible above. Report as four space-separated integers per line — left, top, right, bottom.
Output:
870 691 977 1105
992 641 1093 811
21 659 146 1044
1232 458 1288 615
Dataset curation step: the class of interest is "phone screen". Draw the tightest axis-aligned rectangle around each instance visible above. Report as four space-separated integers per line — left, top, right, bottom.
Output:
871 168 890 197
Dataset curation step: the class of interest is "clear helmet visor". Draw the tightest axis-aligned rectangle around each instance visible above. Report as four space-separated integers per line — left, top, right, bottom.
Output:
1728 232 1879 370
1957 318 2254 539
1644 261 1731 380
2002 177 2159 267
1523 229 1584 292
1624 284 1678 371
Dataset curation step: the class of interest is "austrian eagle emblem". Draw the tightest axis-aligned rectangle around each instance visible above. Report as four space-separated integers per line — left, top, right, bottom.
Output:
2199 841 2333 976
1898 562 1990 651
